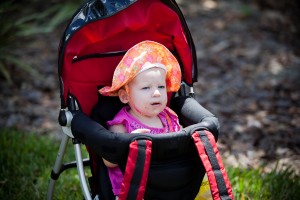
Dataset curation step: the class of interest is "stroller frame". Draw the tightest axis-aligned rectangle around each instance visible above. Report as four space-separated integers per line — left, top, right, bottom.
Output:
47 0 233 199
47 121 92 200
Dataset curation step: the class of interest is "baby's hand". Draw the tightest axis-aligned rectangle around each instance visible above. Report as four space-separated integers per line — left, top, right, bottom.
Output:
131 129 151 133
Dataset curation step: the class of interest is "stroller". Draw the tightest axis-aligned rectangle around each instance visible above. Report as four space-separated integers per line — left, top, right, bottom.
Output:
48 0 233 199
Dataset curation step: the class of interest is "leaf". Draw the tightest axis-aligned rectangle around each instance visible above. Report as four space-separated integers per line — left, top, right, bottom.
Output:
2 54 40 78
0 62 12 83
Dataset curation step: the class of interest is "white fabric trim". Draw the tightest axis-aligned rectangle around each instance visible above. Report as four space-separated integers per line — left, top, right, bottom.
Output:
137 62 166 76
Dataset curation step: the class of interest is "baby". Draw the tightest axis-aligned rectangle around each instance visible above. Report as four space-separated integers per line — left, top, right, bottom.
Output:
99 40 182 197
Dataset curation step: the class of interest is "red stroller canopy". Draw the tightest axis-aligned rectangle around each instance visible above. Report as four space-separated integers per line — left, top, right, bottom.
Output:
58 0 197 115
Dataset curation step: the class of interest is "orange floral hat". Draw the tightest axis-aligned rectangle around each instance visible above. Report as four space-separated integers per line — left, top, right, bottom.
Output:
99 40 182 96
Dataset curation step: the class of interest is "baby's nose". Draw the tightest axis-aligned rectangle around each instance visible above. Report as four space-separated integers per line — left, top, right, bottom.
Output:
153 89 161 97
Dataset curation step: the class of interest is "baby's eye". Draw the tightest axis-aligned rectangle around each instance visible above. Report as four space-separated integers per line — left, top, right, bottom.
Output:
142 87 150 90
158 85 165 89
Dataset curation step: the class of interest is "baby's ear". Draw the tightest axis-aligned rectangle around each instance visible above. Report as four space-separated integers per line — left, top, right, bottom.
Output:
118 89 129 103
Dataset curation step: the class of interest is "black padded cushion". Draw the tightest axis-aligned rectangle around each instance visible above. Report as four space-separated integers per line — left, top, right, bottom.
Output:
91 93 125 128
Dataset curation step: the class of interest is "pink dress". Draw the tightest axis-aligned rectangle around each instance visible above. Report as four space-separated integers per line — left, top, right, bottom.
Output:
106 106 180 195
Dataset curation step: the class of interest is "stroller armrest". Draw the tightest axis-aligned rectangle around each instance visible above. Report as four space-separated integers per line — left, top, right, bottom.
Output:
71 111 132 163
71 96 220 164
171 96 220 140
71 111 194 163
71 111 203 164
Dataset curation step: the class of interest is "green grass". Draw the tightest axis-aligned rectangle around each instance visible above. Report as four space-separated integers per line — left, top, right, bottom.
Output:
228 166 300 200
0 129 89 200
1 129 299 200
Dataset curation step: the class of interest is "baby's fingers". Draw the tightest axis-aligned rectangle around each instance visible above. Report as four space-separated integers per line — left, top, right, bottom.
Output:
131 128 151 133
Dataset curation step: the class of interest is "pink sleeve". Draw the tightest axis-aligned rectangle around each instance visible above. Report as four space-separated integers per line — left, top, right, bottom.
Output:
106 107 132 132
164 107 181 132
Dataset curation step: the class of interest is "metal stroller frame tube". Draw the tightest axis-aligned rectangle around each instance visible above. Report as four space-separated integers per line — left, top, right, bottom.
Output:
66 96 92 199
47 133 70 200
48 106 93 200
73 139 93 200
47 132 93 200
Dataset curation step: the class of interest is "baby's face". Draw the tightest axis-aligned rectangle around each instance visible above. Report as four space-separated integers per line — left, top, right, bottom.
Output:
127 68 167 118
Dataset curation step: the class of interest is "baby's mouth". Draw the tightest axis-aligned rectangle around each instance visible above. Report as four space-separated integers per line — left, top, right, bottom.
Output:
151 102 161 106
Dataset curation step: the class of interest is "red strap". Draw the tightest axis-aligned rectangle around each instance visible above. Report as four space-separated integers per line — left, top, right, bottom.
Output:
119 140 152 200
192 130 234 200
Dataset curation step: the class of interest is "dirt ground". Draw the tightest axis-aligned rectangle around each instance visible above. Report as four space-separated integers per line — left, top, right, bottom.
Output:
1 0 299 174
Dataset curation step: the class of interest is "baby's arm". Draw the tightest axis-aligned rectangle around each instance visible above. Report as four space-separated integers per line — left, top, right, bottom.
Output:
102 124 127 168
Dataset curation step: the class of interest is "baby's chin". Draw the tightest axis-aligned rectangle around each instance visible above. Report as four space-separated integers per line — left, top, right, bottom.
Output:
145 109 164 117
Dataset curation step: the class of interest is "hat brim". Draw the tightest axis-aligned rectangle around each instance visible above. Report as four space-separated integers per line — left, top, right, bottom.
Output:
99 40 181 96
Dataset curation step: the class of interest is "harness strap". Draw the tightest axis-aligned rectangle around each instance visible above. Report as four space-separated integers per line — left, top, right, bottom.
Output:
119 140 152 200
192 130 234 200
165 110 174 132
